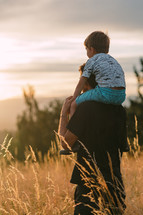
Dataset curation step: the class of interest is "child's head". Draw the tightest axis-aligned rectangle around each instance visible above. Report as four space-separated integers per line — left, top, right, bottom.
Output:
84 31 110 56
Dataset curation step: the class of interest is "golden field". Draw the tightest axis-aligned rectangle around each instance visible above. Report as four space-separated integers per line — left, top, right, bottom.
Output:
0 138 143 215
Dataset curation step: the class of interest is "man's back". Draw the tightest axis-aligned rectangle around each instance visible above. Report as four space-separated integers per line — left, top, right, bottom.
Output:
67 101 126 214
67 101 126 167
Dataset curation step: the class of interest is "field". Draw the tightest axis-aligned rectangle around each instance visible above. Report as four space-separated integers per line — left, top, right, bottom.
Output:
0 139 143 215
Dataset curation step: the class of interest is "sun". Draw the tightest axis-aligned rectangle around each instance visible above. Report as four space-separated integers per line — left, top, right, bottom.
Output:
0 37 15 69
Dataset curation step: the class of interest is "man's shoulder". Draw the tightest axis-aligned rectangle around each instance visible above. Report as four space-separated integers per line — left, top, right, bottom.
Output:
77 101 125 117
78 101 124 110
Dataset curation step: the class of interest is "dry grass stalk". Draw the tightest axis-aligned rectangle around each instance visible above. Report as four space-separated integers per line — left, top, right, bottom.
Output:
128 116 140 158
0 135 142 214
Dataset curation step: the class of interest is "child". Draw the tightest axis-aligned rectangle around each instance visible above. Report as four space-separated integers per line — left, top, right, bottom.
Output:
70 31 126 117
60 31 126 155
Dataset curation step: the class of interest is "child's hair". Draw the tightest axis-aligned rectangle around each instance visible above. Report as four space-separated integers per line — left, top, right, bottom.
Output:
84 31 110 53
79 64 97 88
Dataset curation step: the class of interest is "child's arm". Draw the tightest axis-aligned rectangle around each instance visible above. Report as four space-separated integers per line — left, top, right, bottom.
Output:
73 76 87 99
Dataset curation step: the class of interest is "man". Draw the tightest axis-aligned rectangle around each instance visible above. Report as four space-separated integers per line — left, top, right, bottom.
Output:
58 72 128 215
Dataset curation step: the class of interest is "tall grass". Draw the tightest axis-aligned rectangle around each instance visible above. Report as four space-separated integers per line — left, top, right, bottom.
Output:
127 116 141 158
0 137 75 215
122 153 143 215
0 131 142 214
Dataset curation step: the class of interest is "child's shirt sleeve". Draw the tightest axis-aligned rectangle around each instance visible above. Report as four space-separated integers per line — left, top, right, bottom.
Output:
82 58 96 78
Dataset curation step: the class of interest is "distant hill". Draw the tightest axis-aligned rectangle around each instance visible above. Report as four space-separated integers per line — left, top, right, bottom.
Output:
0 95 131 131
0 97 64 131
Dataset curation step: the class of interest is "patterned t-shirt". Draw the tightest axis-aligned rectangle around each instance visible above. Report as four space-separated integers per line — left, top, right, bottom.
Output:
82 53 126 88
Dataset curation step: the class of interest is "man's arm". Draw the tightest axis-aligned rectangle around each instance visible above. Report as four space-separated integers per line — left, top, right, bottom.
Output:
58 97 78 150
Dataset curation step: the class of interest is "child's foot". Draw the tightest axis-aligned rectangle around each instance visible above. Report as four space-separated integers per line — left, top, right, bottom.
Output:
60 149 72 155
71 141 80 152
60 141 80 155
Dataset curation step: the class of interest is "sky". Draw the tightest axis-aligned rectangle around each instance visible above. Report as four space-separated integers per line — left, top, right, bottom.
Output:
0 0 143 129
0 0 143 71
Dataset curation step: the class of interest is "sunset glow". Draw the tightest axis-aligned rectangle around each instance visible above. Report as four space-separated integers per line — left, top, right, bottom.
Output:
0 36 33 69
0 33 142 101
0 34 143 71
0 0 142 129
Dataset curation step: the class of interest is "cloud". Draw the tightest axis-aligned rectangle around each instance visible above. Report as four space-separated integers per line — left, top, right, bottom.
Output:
0 0 143 39
0 0 142 70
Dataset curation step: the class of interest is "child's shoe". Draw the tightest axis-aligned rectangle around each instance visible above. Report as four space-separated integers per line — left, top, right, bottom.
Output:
60 141 80 155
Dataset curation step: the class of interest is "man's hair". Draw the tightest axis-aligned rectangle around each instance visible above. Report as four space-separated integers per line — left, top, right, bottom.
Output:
84 31 110 53
79 64 97 88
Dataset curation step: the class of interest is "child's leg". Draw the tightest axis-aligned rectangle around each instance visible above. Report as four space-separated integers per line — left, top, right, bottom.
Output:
75 87 126 105
70 100 77 118
100 88 126 105
60 100 78 156
76 87 104 105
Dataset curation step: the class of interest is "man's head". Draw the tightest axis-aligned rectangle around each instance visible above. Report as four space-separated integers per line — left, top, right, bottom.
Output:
79 64 97 92
84 31 110 58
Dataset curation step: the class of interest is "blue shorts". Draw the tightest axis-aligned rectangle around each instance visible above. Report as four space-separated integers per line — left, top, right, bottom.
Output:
76 86 126 105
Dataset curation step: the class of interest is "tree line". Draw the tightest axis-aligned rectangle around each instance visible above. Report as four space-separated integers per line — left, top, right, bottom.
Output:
126 58 143 150
7 58 143 161
9 86 62 161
